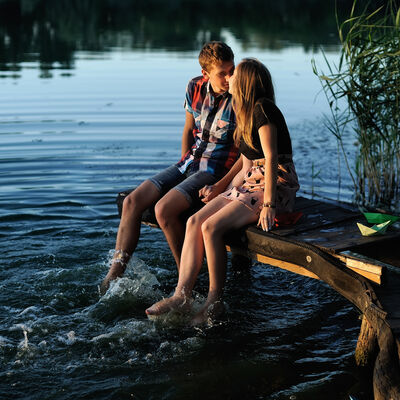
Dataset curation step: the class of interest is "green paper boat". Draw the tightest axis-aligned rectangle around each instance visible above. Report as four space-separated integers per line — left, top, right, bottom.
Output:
363 212 399 225
357 220 392 236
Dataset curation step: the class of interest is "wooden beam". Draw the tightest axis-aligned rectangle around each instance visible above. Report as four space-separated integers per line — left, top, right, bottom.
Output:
226 245 383 285
335 251 386 285
346 267 382 285
226 245 320 280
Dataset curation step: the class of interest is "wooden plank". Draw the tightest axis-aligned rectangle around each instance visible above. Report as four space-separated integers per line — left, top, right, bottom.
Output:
292 196 323 210
336 252 383 275
273 204 359 238
351 237 400 268
226 244 382 284
345 267 381 285
285 218 400 254
226 245 320 280
374 271 400 343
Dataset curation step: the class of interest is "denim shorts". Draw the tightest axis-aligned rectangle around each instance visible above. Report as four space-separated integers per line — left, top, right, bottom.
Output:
148 164 218 205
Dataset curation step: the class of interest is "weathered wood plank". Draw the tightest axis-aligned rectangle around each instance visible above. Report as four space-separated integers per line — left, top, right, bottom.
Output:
346 268 381 285
334 252 384 285
285 219 400 254
226 244 382 284
355 315 377 367
337 251 385 275
273 202 359 237
226 245 320 280
290 196 322 210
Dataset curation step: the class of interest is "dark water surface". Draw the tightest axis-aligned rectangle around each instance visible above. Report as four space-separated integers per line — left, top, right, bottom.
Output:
0 1 371 399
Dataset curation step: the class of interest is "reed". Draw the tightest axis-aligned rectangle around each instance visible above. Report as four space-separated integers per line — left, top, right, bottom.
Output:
313 0 400 211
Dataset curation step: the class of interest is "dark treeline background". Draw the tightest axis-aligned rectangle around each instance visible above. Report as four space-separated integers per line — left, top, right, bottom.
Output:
0 0 387 73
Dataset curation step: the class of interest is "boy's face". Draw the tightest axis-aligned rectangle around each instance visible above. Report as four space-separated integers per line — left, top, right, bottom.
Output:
202 61 235 95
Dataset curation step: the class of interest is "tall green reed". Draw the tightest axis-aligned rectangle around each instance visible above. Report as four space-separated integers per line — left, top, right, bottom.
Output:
313 0 400 211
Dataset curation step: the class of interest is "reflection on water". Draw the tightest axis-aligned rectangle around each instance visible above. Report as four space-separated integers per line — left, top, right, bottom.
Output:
0 1 373 399
0 0 356 76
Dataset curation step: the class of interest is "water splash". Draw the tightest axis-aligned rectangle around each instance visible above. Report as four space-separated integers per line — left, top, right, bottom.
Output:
100 255 162 301
12 324 32 350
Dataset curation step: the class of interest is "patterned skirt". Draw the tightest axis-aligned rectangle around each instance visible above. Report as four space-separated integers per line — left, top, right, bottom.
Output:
219 155 300 216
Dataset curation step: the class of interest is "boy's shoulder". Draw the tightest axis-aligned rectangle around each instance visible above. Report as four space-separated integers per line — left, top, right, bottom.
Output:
190 75 207 84
187 75 207 90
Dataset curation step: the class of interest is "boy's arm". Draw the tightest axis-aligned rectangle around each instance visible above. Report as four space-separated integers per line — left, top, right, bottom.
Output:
181 111 195 157
199 155 244 203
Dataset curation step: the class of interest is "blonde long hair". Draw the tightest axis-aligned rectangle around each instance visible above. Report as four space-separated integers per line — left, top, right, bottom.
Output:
232 58 275 149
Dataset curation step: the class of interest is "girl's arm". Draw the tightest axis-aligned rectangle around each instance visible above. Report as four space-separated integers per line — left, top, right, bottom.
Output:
199 155 245 203
229 154 251 188
257 123 278 231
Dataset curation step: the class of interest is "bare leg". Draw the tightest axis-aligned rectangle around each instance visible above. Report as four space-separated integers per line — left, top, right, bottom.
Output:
191 201 258 325
146 197 231 316
154 188 191 269
100 180 161 294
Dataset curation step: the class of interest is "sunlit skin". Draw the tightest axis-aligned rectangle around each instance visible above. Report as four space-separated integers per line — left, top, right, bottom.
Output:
101 59 237 295
202 60 235 95
228 68 236 95
146 61 279 325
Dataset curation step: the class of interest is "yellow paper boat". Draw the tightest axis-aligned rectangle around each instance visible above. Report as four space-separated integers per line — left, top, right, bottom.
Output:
357 220 392 236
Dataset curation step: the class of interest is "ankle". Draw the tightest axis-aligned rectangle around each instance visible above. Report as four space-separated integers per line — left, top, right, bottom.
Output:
206 290 223 303
174 286 191 299
110 249 130 272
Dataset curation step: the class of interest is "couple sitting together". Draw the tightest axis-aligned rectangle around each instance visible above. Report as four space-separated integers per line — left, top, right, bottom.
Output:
101 41 299 325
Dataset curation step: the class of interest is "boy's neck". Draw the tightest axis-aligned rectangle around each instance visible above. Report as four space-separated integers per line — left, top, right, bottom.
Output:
209 83 227 97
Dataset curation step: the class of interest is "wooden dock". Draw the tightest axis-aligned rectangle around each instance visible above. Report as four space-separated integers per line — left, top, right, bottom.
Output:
116 191 400 399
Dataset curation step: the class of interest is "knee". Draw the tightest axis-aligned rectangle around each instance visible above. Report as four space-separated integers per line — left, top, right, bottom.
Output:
201 218 219 240
122 192 138 215
154 198 172 228
186 213 202 231
123 190 145 214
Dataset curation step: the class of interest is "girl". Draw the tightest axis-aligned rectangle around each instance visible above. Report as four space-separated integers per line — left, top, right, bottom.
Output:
146 58 299 325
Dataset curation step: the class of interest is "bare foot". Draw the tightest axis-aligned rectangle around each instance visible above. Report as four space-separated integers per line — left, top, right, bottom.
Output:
99 263 126 296
145 295 191 316
191 299 225 326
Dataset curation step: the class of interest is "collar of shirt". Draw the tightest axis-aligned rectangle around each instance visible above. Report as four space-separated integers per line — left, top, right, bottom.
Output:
206 81 230 106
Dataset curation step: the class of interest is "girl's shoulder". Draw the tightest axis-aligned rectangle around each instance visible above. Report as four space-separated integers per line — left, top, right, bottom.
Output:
255 97 280 113
254 97 285 122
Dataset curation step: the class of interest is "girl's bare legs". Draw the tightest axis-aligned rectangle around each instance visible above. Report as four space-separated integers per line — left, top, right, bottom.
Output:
145 197 231 316
191 201 258 325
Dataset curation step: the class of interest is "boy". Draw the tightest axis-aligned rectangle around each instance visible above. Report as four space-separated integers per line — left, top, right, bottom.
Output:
101 41 240 294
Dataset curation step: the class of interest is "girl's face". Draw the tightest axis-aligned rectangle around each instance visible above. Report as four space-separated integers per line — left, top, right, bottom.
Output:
228 68 237 95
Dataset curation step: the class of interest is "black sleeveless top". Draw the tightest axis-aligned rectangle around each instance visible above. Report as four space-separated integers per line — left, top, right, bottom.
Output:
239 98 293 160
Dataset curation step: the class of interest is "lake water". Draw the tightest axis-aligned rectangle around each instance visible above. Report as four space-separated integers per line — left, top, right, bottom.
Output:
0 2 371 399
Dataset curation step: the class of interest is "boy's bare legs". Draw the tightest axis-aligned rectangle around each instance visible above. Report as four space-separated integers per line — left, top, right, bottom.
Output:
100 180 161 294
191 201 258 325
146 197 230 316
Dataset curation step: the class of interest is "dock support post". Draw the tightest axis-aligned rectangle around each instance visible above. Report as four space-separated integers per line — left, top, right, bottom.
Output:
355 315 377 367
373 321 400 400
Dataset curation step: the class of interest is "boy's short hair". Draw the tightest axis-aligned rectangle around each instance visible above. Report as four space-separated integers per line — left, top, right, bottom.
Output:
198 41 234 72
